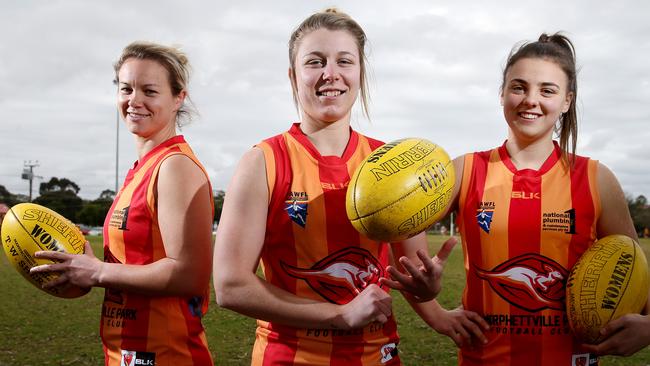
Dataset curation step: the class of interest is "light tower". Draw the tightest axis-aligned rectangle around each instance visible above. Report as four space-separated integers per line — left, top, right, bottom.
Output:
21 160 39 202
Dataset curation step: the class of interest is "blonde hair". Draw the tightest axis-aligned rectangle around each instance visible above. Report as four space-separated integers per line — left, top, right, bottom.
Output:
288 8 370 119
114 41 196 127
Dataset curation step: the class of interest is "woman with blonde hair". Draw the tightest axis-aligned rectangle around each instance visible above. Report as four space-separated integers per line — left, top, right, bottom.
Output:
32 41 214 365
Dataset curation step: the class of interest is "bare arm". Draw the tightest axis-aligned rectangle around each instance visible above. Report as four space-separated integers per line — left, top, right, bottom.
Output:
213 147 391 330
32 154 214 297
583 162 649 356
595 163 637 239
382 233 488 347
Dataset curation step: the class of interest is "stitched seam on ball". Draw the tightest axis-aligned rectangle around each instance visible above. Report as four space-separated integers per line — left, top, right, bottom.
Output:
355 183 423 220
351 159 370 234
8 208 52 253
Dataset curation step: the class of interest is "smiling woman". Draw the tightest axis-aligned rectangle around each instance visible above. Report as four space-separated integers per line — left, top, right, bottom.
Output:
381 32 648 366
212 8 457 366
29 42 215 366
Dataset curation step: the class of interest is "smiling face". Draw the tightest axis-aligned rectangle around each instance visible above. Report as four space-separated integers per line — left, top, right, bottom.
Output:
290 28 361 125
501 57 573 145
117 58 185 141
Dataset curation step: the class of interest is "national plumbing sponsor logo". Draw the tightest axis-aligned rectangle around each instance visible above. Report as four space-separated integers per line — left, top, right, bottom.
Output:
542 208 576 234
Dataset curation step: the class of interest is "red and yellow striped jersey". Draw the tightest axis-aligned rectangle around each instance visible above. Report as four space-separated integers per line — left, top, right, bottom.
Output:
101 135 214 366
457 142 601 366
253 123 400 366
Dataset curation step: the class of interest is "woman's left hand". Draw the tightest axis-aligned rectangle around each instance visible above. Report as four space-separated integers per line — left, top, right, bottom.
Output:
30 241 103 289
380 237 457 302
582 314 650 356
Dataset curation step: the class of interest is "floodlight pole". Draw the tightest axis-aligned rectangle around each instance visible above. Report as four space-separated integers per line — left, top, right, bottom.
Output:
450 212 455 237
22 160 39 202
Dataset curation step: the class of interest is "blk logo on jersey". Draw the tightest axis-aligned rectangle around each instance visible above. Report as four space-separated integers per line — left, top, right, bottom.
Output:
475 253 568 312
285 191 308 227
476 201 495 233
121 350 155 366
511 190 540 200
280 247 384 304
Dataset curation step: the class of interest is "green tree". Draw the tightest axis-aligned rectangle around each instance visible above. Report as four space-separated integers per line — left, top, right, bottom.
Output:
628 194 650 235
0 185 17 206
77 189 115 226
214 189 225 224
39 177 80 195
34 177 83 221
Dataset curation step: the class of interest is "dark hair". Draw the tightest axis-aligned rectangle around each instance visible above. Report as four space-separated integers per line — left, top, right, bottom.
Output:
502 33 578 166
288 8 370 119
114 41 195 127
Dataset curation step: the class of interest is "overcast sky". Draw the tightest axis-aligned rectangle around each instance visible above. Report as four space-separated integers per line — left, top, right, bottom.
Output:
1 0 648 201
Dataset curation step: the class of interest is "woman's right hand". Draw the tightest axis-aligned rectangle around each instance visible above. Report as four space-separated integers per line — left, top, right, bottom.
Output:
337 284 392 329
433 306 489 347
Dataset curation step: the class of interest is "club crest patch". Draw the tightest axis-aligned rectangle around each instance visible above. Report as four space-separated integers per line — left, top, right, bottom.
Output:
285 191 308 227
476 201 495 233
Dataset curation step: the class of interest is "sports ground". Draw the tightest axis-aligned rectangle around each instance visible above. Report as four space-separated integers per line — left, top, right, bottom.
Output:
1 235 649 365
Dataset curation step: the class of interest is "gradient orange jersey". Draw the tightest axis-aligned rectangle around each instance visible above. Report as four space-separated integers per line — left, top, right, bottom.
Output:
101 136 214 366
253 123 400 365
457 142 601 366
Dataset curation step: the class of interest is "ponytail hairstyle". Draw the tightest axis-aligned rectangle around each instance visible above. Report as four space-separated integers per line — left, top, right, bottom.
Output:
501 33 578 166
114 41 196 127
288 8 370 119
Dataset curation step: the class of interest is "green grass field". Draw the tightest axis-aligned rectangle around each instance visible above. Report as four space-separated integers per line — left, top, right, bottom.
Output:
1 236 649 365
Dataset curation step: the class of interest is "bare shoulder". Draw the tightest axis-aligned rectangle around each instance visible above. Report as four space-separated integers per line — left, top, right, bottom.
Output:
596 161 618 186
159 154 207 180
236 146 266 174
595 161 637 239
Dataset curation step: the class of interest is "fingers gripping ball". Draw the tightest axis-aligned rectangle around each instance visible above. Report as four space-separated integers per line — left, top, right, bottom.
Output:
566 235 649 344
1 203 89 298
346 138 455 242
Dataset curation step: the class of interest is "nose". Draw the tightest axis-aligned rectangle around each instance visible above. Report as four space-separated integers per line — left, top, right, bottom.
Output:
127 91 143 107
522 92 539 107
322 62 339 82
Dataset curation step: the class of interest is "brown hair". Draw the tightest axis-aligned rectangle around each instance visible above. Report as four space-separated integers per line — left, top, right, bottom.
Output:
288 8 370 119
114 41 195 127
502 32 578 166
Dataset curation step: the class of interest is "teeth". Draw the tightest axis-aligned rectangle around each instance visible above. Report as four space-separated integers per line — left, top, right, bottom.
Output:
520 113 538 119
320 90 342 97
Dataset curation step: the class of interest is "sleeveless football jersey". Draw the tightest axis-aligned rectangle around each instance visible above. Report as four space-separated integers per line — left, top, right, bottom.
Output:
457 142 601 366
101 135 214 366
252 123 400 366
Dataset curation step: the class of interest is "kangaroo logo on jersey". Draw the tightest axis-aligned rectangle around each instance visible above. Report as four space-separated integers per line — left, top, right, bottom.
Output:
285 191 308 227
475 253 568 312
280 247 384 304
476 201 495 233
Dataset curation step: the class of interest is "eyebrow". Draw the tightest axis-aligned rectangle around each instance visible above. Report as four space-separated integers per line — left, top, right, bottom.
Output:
302 51 357 59
510 78 560 89
119 81 160 88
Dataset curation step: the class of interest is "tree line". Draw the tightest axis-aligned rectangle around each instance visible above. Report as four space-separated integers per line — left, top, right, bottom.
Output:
1 177 649 236
0 177 225 227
